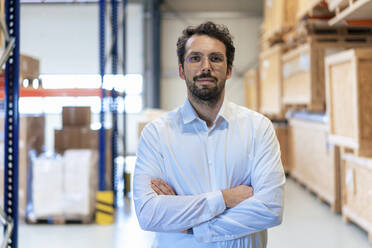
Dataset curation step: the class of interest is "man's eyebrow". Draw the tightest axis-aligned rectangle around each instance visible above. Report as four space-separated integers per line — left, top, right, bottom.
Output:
187 51 203 56
210 52 224 56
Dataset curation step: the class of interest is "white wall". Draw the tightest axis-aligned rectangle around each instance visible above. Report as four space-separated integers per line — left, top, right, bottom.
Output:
20 3 144 155
21 3 143 74
161 14 262 110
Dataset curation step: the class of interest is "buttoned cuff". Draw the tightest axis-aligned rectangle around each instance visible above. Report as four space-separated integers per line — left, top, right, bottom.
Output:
192 190 226 242
205 190 226 216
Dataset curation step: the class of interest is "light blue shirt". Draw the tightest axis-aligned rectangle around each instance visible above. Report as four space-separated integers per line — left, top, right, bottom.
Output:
134 98 285 248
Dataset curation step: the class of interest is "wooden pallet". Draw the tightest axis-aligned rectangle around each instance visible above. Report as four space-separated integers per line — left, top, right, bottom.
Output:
27 215 92 225
329 0 372 26
297 0 334 21
291 172 341 213
284 21 372 49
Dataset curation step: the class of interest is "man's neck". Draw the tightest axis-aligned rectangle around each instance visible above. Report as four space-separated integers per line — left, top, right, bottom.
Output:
188 92 224 127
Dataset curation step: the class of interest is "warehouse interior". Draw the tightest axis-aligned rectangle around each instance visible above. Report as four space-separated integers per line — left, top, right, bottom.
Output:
1 0 372 247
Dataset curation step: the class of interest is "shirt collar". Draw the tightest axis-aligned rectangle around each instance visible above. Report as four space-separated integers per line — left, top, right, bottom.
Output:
181 97 233 125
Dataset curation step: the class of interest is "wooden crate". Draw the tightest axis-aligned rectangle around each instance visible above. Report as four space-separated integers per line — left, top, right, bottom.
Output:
327 0 349 11
259 44 285 119
341 153 372 242
328 0 372 26
325 49 372 157
263 0 297 41
289 113 341 212
297 0 333 20
244 68 260 112
282 38 372 112
274 121 290 173
282 42 325 112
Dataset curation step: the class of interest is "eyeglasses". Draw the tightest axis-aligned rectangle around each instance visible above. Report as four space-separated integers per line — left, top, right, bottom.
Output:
185 52 226 65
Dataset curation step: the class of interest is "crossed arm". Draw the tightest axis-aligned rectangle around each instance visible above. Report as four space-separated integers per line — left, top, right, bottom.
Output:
151 178 254 209
134 120 285 243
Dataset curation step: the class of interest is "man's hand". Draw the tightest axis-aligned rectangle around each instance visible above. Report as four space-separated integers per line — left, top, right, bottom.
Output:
221 185 254 209
151 178 176 195
151 179 189 233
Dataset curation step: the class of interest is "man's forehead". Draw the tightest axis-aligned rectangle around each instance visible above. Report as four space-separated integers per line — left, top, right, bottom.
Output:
185 34 226 54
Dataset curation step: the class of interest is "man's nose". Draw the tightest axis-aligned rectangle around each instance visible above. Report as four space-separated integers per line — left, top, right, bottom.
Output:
201 56 212 73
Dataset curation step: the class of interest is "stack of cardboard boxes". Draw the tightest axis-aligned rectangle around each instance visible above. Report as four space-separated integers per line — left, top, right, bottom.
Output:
54 106 112 189
31 149 98 223
0 114 45 221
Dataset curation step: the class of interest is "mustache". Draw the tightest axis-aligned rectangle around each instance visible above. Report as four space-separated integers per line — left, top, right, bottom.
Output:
193 73 217 82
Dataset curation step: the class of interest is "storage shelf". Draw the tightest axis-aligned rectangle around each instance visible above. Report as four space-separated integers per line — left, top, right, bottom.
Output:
0 88 103 98
329 0 372 26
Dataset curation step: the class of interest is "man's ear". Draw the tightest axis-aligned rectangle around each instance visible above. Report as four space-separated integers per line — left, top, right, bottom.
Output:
179 64 185 80
226 66 232 79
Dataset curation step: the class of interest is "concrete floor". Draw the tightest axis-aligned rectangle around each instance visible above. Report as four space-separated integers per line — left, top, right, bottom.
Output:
18 178 371 248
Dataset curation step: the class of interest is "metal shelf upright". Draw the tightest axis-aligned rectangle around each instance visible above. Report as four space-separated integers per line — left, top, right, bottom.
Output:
122 0 128 196
99 0 107 191
4 1 20 248
111 0 119 207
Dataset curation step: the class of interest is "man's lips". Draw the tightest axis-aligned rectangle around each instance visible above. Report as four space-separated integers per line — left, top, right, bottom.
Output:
195 77 217 83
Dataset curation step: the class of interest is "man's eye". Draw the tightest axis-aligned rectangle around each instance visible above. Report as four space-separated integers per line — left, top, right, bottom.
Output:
210 55 224 62
188 56 201 63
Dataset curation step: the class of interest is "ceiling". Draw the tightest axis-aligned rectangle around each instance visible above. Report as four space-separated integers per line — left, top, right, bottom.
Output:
21 0 263 16
161 0 262 16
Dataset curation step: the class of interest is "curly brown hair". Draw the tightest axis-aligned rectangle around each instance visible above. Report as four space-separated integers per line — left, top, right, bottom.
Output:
177 21 235 69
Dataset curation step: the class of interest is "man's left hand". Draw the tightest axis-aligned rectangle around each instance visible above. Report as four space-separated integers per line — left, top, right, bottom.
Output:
151 178 176 195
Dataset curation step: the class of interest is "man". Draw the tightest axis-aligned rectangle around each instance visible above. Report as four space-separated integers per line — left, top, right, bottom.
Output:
134 21 285 248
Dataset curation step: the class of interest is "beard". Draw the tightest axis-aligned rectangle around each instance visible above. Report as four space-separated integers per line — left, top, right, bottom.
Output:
186 72 226 107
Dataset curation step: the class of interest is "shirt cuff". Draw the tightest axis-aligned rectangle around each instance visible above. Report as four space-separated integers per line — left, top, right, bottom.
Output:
192 190 226 242
205 190 226 217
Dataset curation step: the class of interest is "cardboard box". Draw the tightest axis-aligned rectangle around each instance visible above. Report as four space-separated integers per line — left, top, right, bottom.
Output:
63 149 98 218
0 114 45 221
54 127 112 190
32 156 64 218
55 127 96 153
62 106 91 127
20 54 40 81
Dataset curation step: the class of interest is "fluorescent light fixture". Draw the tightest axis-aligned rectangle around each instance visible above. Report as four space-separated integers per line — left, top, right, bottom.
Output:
22 79 30 88
40 74 143 94
40 74 101 89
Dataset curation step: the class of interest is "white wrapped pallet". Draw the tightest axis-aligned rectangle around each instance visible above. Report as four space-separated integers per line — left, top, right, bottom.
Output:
63 149 98 217
32 156 64 218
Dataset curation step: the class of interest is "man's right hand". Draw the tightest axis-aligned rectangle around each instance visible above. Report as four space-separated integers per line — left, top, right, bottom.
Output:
221 185 254 209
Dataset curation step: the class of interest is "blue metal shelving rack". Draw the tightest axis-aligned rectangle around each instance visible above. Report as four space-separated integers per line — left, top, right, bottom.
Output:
99 0 106 191
4 1 20 248
111 0 119 207
122 0 128 196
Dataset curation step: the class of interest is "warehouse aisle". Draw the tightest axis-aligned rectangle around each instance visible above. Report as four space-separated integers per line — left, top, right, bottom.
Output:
19 178 371 248
269 178 371 248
